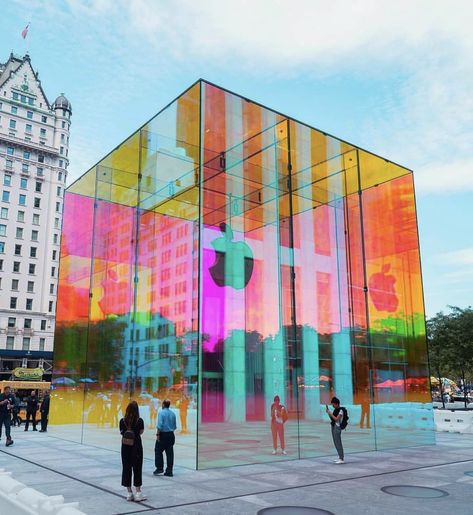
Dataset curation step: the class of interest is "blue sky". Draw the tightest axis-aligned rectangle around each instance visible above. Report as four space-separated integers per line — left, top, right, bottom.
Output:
2 0 472 316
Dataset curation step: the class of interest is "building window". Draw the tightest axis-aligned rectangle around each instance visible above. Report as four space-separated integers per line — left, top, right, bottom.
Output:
40 128 46 137
10 297 17 309
61 133 65 142
22 163 29 173
23 150 30 159
35 181 42 193
7 147 14 156
0 259 3 270
31 230 38 241
49 283 54 294
53 234 58 244
28 263 35 274
25 298 33 310
24 318 32 329
60 146 64 155
32 214 40 225
55 202 60 212
57 186 61 196
14 244 21 255
59 159 63 167
17 210 24 222
38 155 44 163
1 207 8 219
27 110 33 119
0 224 6 236
48 301 53 312
6 337 14 350
16 227 23 238
11 106 17 114
25 124 32 133
51 266 56 277
5 160 13 170
9 119 16 129
58 172 63 181
20 177 28 189
39 338 45 351
19 194 26 205
37 167 43 176
13 261 20 272
27 281 34 292
12 92 19 100
3 174 11 186
11 279 19 291
8 317 16 327
40 320 46 330
54 218 60 228
41 115 47 123
0 241 5 253
2 191 10 202
30 247 37 258
34 197 41 208
22 337 30 350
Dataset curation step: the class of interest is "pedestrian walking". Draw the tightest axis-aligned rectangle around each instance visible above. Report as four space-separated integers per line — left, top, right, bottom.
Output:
270 395 288 455
154 399 176 477
119 400 146 502
24 390 39 431
39 390 50 432
326 396 349 464
0 386 14 446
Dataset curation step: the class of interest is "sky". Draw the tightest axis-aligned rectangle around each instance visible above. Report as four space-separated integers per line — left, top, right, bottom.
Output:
1 0 472 317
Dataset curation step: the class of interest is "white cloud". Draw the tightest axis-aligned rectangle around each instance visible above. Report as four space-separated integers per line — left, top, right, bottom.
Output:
434 247 473 266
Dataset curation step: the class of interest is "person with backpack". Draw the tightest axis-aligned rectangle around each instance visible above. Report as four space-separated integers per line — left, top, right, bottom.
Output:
270 395 288 455
119 401 146 502
326 396 348 464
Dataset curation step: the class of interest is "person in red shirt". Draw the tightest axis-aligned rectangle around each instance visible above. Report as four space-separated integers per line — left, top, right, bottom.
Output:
270 395 288 455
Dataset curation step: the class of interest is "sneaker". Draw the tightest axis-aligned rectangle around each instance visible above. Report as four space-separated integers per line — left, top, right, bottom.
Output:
271 449 277 455
24 429 28 432
153 469 163 476
126 492 134 502
334 459 345 464
163 471 173 477
134 492 147 502
6 439 13 447
282 450 287 455
33 428 38 431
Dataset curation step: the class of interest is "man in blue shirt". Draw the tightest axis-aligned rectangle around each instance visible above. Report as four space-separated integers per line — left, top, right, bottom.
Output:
154 399 177 477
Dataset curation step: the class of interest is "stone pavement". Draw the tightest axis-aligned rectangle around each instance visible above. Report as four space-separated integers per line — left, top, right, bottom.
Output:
0 427 472 514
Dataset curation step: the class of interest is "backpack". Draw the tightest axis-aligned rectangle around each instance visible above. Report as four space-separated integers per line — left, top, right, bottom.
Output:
122 422 135 446
340 407 349 430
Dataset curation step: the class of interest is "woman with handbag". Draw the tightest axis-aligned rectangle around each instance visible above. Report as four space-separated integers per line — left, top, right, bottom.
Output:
119 400 146 502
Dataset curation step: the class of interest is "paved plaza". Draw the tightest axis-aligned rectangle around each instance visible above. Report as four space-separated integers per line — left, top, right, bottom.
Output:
0 428 472 514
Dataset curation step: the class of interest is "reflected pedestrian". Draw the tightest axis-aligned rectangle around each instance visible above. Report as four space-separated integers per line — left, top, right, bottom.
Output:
119 401 146 502
39 390 50 432
179 395 189 434
0 386 14 446
154 399 176 477
359 388 371 429
24 390 38 431
270 395 288 455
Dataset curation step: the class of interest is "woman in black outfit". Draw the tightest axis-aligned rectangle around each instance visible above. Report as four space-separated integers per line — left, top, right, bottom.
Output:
119 401 146 502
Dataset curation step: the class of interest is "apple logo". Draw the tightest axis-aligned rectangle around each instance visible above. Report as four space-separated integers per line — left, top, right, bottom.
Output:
368 264 399 312
209 223 254 289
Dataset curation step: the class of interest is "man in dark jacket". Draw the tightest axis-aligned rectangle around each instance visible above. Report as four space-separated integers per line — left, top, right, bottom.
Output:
39 390 50 432
0 386 14 446
24 390 39 431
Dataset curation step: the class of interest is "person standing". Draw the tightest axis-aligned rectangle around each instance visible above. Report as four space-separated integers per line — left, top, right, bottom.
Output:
119 401 146 502
154 399 176 477
24 390 39 431
359 388 371 429
326 396 346 464
12 391 21 427
39 390 50 432
270 395 288 455
0 386 14 446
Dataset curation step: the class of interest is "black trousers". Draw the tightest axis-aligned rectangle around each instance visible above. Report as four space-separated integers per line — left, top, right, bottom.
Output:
0 413 11 439
41 411 48 431
25 410 37 430
155 431 175 473
121 445 143 487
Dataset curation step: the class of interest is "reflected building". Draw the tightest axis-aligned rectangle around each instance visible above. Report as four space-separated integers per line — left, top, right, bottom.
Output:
51 80 434 469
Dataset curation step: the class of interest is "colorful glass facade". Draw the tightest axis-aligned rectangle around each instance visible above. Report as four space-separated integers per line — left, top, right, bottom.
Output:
51 80 434 469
